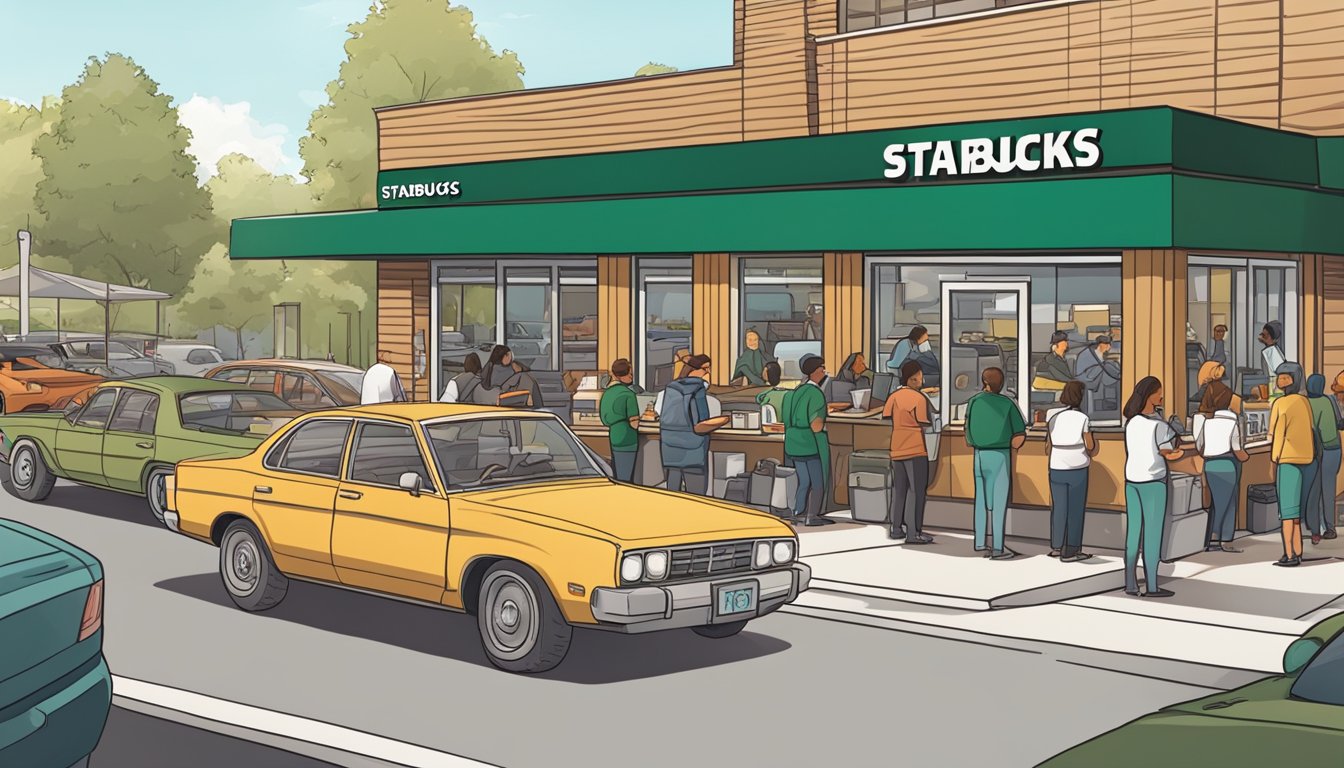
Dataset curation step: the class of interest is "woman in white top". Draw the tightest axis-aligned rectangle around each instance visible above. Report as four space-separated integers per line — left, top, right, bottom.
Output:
1122 376 1185 598
1197 406 1249 553
1046 382 1096 561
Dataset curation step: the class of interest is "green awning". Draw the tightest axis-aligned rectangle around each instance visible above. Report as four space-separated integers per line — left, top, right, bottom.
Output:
230 172 1344 259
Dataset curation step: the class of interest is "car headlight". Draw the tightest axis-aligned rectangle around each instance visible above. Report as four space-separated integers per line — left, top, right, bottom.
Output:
773 540 795 565
754 541 772 569
620 553 643 583
644 551 668 580
25 382 43 393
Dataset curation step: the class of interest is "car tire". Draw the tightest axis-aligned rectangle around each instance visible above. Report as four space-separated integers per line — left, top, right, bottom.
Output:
692 620 749 639
219 519 288 612
143 466 173 525
7 440 56 502
476 562 572 673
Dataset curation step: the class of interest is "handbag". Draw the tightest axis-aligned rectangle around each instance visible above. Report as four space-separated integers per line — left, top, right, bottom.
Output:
1032 375 1066 392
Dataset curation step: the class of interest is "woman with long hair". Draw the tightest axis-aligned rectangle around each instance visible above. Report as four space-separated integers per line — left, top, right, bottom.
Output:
1122 377 1184 597
1046 381 1095 561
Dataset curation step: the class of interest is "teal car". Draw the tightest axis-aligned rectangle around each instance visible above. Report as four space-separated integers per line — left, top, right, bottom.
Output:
0 377 299 525
0 519 110 768
1041 611 1344 766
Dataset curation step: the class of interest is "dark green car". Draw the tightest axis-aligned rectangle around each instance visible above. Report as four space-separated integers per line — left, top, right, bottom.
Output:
0 518 110 768
1041 611 1344 766
0 377 299 525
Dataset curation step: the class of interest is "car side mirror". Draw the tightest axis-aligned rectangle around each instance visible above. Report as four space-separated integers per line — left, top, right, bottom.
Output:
398 472 423 497
1283 637 1323 675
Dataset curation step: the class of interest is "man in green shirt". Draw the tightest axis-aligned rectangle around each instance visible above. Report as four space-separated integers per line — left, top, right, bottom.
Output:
965 367 1027 559
784 354 832 527
600 358 641 483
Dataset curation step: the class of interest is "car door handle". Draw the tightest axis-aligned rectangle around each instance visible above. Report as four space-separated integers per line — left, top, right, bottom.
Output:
338 490 363 500
135 441 154 449
254 486 272 494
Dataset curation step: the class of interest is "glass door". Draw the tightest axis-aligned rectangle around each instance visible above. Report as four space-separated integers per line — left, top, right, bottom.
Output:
502 266 554 371
939 281 1030 426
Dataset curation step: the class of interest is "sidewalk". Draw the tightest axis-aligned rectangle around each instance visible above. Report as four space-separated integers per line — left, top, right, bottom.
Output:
785 514 1344 674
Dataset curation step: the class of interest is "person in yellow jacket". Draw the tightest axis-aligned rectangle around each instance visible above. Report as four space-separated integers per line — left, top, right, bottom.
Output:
1269 362 1316 567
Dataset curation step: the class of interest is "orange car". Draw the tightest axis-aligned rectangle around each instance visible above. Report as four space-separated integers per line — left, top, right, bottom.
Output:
0 345 104 414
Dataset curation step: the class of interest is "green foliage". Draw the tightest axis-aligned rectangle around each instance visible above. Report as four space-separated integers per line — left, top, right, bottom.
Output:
206 153 313 240
300 0 525 211
32 54 215 298
175 244 285 357
634 62 679 77
273 260 370 361
0 97 60 252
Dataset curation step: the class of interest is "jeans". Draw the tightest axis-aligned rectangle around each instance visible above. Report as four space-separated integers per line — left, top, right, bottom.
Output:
1203 457 1240 543
973 449 1011 553
890 457 930 536
1307 447 1341 535
665 466 707 496
611 450 637 484
1124 480 1168 593
1049 467 1089 557
791 455 825 521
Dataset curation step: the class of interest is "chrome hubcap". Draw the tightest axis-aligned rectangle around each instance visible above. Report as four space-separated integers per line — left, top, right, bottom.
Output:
499 599 520 629
222 531 261 597
13 452 33 488
235 545 255 580
483 573 538 661
150 475 166 511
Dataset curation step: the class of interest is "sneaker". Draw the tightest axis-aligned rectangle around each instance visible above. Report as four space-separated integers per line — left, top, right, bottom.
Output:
1048 549 1061 558
990 549 1018 560
903 537 933 546
1324 530 1338 540
1062 552 1094 562
1205 544 1223 552
1144 588 1176 598
1124 589 1140 597
1219 544 1243 553
887 529 906 540
1312 534 1322 545
804 518 836 527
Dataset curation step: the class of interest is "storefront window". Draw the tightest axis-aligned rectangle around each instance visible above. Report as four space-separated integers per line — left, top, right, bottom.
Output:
638 259 693 391
503 266 553 371
871 258 1122 423
740 256 823 379
559 267 598 374
1188 258 1297 402
438 266 496 377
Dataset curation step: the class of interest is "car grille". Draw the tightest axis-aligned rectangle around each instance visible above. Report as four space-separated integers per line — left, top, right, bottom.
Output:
667 541 754 580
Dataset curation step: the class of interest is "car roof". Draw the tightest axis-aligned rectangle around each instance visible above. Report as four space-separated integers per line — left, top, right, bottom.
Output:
101 376 266 396
297 403 551 421
1304 611 1344 644
214 359 363 374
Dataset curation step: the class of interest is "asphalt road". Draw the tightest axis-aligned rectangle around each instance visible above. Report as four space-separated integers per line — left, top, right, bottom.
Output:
94 706 337 768
5 481 1214 767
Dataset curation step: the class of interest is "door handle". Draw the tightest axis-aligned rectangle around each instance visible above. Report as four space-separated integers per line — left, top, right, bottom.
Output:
254 486 272 494
338 490 363 500
135 441 154 449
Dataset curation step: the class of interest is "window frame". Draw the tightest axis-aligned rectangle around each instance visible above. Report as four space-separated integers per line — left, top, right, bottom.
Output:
421 412 607 495
75 388 121 430
343 418 441 496
262 418 354 480
837 0 1056 35
636 257 694 392
736 255 825 373
107 389 160 435
1189 255 1299 384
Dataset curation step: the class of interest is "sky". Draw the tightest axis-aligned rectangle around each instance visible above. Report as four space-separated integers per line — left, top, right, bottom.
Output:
0 0 734 181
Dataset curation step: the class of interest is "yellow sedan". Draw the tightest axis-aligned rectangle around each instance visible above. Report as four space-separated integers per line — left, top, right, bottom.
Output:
165 403 808 673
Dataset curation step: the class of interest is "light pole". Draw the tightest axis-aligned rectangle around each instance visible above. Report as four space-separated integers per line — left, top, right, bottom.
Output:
339 311 352 366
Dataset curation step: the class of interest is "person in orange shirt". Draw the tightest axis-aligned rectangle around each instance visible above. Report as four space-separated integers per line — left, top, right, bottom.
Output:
883 360 934 543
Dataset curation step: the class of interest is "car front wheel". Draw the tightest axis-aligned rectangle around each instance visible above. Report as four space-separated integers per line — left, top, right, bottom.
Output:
693 620 749 639
7 441 56 502
220 519 288 611
145 466 173 525
476 562 572 673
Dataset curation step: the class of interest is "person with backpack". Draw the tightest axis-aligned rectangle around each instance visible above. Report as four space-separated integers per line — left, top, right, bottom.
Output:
658 354 727 495
439 352 482 403
600 358 642 483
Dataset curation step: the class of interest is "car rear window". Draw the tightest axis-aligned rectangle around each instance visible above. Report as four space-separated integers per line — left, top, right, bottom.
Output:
179 392 295 435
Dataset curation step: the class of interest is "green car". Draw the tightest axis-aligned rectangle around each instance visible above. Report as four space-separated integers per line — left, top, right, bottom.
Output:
0 518 110 768
1041 611 1344 766
0 377 299 524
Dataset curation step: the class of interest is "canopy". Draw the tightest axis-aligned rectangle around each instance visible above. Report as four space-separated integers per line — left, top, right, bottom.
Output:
0 264 170 302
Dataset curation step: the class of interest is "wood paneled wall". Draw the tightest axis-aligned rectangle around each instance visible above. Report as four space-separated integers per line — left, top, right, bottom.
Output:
1282 4 1344 133
1122 250 1189 408
692 254 734 385
597 256 633 373
741 0 814 140
1323 257 1344 379
822 252 863 368
1300 254 1325 377
377 260 431 400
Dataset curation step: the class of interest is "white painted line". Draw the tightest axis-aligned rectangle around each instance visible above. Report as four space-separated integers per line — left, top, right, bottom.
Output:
111 675 499 768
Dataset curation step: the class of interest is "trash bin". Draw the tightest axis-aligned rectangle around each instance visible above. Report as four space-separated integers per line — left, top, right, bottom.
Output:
1168 473 1197 517
849 471 890 524
1247 483 1279 533
710 452 747 499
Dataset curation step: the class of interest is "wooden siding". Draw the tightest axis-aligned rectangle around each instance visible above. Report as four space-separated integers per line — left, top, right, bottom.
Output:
377 260 432 400
1282 3 1344 133
597 256 633 373
692 254 734 385
1300 254 1324 376
741 0 814 140
1322 256 1344 377
1122 250 1188 406
822 252 863 369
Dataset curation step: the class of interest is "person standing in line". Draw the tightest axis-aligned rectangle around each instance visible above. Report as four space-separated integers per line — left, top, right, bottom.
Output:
439 353 482 403
964 367 1027 560
756 362 788 424
1046 381 1095 562
361 349 408 404
480 345 543 408
599 358 641 484
883 360 933 543
1196 374 1249 554
784 354 832 527
1305 373 1342 543
1122 376 1184 597
1269 362 1315 566
658 354 725 496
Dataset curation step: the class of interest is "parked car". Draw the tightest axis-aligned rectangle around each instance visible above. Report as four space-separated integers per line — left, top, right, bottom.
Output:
0 377 300 524
1041 611 1344 765
154 342 227 377
0 519 110 768
165 403 809 673
0 344 103 414
203 359 364 409
49 339 174 378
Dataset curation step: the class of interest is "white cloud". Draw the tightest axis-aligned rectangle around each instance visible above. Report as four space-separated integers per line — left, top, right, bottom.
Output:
299 89 328 108
178 95 302 183
500 12 535 20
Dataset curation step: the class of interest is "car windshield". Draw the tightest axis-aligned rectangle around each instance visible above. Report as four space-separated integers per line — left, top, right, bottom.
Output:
1290 631 1344 706
317 371 363 403
178 392 298 436
11 353 68 370
425 416 604 490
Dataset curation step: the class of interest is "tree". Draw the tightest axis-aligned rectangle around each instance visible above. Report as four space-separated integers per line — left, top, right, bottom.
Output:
0 97 60 253
634 62 678 77
176 244 284 358
206 153 313 240
300 0 525 212
33 54 215 299
273 261 370 362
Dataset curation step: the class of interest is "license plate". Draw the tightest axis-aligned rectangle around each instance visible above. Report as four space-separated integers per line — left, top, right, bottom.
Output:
715 582 757 617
